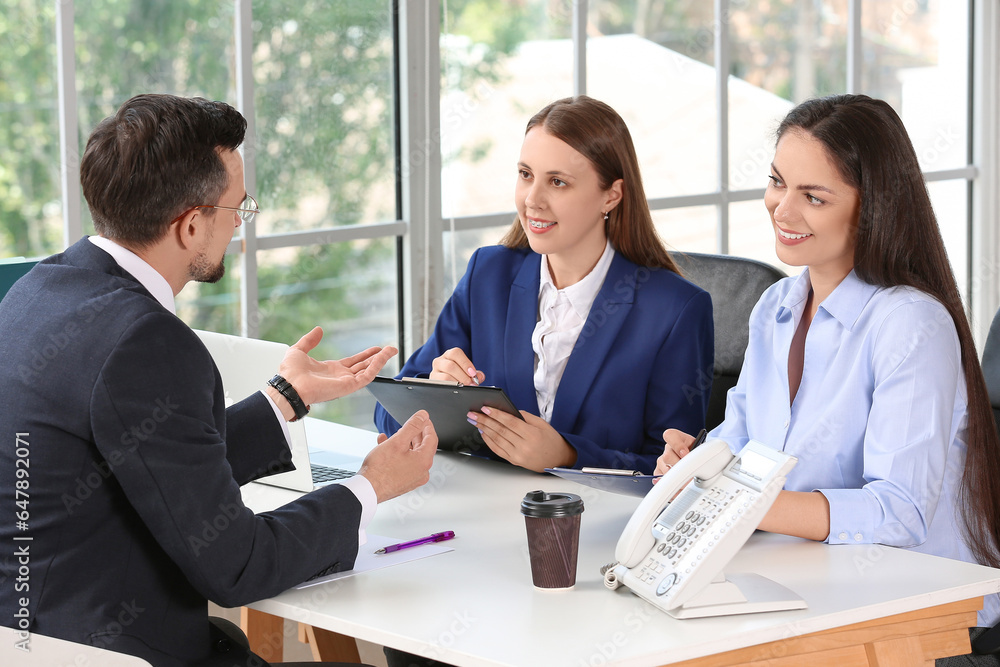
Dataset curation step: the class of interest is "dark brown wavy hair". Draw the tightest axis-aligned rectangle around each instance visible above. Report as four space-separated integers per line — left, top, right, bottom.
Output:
778 93 1000 568
499 95 678 272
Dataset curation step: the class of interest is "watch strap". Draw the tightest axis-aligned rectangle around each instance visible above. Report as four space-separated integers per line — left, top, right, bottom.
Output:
267 374 310 421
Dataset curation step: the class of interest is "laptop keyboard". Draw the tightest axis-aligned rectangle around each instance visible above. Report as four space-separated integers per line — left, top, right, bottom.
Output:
311 464 355 483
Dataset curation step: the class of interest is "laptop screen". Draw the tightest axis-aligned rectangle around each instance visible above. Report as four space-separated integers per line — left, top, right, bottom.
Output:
193 329 314 492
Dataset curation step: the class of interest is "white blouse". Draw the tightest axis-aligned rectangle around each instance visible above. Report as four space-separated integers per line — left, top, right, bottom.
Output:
531 241 615 421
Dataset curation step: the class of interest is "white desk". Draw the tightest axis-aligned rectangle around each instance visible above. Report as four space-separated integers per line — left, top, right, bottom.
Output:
241 419 1000 666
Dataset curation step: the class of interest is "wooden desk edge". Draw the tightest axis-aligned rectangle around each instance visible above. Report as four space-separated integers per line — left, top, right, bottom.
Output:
666 596 983 667
241 596 983 666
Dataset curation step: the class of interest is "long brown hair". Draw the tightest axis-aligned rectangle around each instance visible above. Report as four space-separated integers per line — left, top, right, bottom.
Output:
500 95 678 272
778 94 1000 568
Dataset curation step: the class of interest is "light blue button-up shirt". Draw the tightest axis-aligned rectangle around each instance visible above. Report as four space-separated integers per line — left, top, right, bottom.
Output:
712 268 998 625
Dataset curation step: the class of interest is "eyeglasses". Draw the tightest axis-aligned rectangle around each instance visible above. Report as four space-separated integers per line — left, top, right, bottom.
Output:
170 194 259 225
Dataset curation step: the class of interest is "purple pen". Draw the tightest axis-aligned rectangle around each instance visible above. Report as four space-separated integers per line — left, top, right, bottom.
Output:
374 531 456 554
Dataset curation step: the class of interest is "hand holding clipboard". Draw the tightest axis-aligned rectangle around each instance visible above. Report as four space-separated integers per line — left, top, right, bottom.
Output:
367 376 522 454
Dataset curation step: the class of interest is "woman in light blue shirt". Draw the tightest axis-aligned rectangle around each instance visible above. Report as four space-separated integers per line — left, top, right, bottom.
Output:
656 95 1000 637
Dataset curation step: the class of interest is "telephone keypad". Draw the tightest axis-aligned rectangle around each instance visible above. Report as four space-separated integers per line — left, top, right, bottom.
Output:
623 441 797 609
641 486 764 597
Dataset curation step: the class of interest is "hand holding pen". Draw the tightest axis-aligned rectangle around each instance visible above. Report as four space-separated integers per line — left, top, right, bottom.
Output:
690 428 708 451
430 348 484 386
654 428 708 478
375 531 456 554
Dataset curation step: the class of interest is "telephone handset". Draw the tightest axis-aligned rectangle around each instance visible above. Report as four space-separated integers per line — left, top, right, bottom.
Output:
606 439 806 618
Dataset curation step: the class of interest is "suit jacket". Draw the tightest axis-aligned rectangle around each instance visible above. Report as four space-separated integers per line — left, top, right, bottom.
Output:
375 245 714 472
0 238 362 666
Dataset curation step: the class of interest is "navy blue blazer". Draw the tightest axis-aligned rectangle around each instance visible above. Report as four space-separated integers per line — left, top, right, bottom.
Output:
375 246 714 472
0 238 362 666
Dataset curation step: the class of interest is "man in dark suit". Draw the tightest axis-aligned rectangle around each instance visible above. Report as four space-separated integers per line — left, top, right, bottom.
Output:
0 94 437 666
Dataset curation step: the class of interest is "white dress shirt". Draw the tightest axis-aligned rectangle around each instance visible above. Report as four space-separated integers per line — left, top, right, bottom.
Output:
87 236 376 538
532 241 615 421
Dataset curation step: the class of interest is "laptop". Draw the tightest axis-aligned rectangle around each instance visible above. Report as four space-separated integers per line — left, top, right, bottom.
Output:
193 329 363 492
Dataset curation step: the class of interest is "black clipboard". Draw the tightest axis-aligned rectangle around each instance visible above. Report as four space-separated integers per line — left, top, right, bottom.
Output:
367 376 523 454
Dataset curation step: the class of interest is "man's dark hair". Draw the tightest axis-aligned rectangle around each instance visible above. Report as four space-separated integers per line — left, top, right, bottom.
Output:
80 94 247 248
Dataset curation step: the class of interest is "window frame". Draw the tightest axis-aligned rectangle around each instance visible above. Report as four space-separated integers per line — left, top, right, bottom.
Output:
48 0 1000 348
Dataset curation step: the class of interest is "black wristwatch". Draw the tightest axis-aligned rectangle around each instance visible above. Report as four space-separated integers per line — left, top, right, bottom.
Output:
267 374 310 421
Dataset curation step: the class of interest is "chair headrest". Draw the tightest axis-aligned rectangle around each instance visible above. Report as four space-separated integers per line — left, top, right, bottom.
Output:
670 252 786 376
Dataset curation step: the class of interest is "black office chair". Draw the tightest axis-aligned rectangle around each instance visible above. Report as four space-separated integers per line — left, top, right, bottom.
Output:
972 307 1000 656
669 252 786 431
981 306 1000 436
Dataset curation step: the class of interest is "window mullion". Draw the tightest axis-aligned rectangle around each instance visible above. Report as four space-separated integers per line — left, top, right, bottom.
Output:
971 0 1000 345
846 0 862 93
399 0 443 352
56 0 82 248
573 0 587 96
234 0 259 338
716 0 730 254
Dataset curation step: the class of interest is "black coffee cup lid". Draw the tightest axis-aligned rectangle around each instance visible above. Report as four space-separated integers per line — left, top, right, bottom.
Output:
520 490 584 518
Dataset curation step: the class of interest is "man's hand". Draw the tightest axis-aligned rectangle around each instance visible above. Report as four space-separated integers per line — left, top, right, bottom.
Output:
358 410 438 503
271 327 397 419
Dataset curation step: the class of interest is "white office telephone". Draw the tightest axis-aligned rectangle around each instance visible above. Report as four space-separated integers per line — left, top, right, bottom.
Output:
604 439 807 618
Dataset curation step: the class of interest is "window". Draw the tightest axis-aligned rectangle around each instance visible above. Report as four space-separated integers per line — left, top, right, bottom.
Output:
5 1 400 429
243 2 398 425
3 1 998 431
439 0 994 317
0 2 61 259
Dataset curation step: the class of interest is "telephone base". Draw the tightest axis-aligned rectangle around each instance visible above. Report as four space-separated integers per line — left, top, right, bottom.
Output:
666 573 806 619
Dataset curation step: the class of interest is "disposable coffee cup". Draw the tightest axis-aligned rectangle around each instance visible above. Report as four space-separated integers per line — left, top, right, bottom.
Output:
520 490 585 589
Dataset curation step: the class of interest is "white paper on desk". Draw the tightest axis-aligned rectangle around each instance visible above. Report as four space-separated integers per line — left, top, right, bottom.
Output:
294 533 453 589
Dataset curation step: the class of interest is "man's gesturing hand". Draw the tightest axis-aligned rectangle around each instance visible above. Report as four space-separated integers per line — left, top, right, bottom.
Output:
358 410 438 503
276 327 397 410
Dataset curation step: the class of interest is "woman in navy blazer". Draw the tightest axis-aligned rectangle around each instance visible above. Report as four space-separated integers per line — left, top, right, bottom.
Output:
375 96 713 474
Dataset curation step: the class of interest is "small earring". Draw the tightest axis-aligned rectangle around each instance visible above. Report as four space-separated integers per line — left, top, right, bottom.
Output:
603 211 609 222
